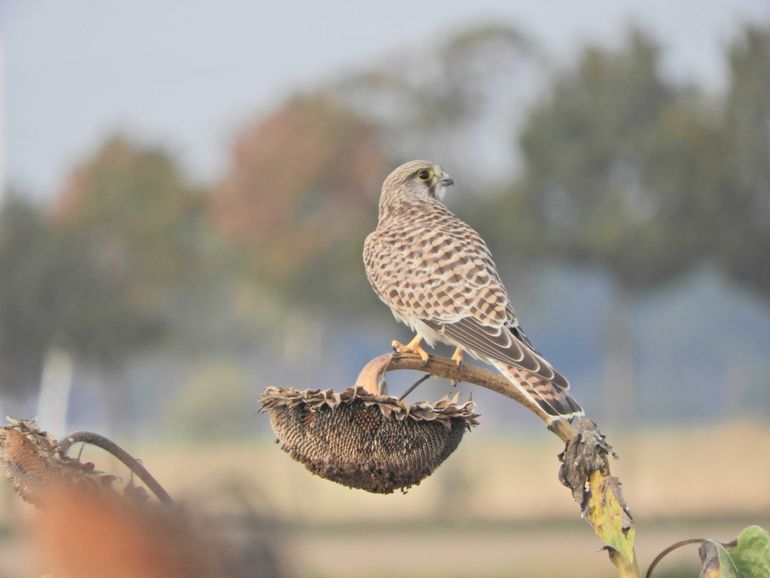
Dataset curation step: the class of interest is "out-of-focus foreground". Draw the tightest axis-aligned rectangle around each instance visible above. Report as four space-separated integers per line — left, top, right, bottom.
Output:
1 425 768 577
1 4 769 577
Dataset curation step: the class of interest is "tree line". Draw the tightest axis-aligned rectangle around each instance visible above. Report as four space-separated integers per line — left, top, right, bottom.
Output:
0 23 767 418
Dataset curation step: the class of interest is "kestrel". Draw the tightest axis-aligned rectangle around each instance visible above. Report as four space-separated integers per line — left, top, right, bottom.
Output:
363 160 583 421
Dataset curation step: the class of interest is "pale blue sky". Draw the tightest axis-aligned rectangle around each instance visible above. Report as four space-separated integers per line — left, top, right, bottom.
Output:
2 0 768 197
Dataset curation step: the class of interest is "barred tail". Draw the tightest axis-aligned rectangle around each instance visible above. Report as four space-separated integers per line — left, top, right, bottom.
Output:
491 361 583 421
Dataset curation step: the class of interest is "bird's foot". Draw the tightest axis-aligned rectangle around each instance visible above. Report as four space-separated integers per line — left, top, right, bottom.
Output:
392 335 430 365
450 347 464 386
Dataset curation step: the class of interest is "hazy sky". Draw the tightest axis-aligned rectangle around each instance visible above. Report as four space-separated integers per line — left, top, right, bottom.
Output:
2 0 768 197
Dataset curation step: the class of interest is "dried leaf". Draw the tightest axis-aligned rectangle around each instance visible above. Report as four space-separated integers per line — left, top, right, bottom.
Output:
698 540 734 578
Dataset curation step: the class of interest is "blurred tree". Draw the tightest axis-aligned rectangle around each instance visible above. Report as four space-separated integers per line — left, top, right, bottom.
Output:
0 196 58 411
0 192 157 417
510 29 720 423
339 23 545 191
51 136 207 431
213 92 387 322
719 24 770 299
53 135 209 362
49 230 163 372
55 136 206 309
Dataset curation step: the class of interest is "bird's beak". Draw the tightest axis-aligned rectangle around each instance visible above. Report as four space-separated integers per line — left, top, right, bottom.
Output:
439 174 454 187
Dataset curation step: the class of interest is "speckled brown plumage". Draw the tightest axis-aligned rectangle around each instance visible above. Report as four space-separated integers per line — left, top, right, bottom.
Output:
364 160 583 420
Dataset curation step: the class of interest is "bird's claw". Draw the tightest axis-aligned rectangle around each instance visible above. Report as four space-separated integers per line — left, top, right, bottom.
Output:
391 336 430 366
450 347 464 386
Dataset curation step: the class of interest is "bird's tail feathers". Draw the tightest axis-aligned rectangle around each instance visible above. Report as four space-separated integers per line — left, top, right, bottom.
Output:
492 361 583 421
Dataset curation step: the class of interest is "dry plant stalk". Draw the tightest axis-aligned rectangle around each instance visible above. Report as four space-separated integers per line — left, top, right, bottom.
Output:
58 430 173 503
356 351 640 578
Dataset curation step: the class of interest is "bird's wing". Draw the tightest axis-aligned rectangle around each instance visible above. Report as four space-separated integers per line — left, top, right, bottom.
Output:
364 202 570 389
424 317 570 390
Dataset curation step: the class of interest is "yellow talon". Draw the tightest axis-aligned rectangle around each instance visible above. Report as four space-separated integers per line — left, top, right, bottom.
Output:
451 346 464 368
392 334 430 365
450 346 464 385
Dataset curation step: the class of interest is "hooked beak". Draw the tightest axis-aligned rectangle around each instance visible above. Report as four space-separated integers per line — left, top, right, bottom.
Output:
439 174 454 187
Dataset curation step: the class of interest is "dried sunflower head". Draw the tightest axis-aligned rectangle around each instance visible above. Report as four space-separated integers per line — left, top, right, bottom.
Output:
0 419 115 506
261 386 478 494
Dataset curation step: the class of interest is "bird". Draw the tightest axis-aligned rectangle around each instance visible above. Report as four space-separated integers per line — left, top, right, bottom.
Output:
363 160 583 421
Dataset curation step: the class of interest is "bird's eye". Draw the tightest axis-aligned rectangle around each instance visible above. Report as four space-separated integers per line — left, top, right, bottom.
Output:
417 169 432 181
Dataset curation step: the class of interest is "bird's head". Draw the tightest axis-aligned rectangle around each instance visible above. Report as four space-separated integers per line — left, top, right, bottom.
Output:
379 160 454 212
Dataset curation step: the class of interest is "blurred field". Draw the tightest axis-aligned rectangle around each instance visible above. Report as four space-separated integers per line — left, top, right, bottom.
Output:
141 421 770 521
1 421 759 577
